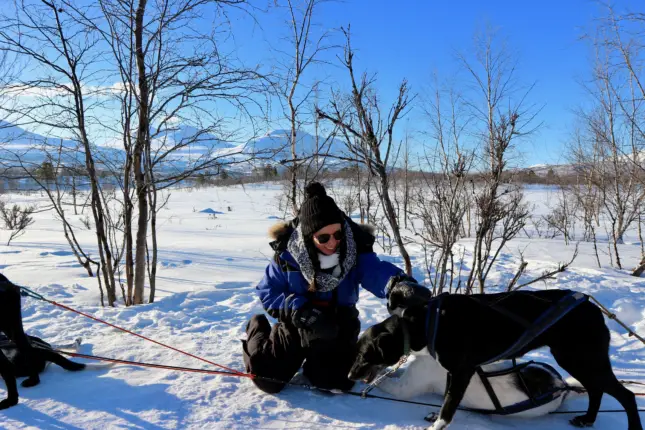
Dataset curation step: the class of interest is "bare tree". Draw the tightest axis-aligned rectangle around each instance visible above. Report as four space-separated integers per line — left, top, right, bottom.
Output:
0 200 35 246
316 27 414 275
273 0 337 215
0 0 120 305
542 185 577 245
0 0 266 305
456 27 538 294
410 81 473 294
590 4 645 276
573 19 645 271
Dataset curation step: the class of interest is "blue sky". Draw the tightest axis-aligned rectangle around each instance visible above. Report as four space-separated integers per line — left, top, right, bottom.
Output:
225 0 606 167
3 0 612 168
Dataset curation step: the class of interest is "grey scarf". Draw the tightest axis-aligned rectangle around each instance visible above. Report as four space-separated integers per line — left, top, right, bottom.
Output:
287 219 357 292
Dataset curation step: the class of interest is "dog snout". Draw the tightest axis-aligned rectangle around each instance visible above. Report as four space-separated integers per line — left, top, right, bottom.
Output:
349 365 384 384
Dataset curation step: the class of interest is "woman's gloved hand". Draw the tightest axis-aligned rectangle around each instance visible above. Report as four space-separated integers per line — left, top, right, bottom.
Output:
385 273 419 299
291 305 339 341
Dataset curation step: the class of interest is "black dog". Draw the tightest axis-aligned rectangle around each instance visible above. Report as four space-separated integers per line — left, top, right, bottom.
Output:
349 284 643 430
0 274 84 410
0 334 85 377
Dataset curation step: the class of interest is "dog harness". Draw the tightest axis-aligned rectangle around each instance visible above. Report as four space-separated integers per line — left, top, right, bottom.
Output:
473 360 568 415
425 290 588 362
425 290 589 415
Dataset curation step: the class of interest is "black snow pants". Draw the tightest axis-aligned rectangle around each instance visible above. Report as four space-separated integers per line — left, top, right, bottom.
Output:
241 306 360 394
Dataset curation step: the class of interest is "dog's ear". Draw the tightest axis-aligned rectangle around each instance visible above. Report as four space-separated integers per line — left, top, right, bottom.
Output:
374 332 395 355
373 329 404 365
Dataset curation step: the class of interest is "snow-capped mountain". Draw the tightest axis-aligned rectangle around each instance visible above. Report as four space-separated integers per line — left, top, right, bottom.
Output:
0 120 83 167
524 163 581 177
0 121 243 170
0 122 351 176
244 129 346 164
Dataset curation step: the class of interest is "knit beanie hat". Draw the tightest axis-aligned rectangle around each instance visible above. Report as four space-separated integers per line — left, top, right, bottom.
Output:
299 182 344 239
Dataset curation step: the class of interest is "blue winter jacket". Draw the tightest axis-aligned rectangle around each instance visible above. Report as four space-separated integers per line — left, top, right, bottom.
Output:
256 218 405 320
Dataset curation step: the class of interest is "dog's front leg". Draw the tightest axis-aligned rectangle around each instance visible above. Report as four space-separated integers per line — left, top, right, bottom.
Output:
426 369 474 430
0 350 18 410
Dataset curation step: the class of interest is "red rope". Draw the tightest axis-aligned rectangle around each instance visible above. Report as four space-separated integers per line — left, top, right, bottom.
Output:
48 299 250 377
58 351 254 379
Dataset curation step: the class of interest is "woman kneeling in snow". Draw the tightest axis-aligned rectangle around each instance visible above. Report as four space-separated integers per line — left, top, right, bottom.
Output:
242 182 408 393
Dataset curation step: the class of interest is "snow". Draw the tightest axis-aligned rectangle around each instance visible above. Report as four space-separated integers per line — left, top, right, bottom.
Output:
0 182 643 429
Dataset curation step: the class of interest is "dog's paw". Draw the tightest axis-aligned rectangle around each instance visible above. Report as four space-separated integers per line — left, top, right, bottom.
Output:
427 418 448 430
570 415 595 428
0 397 18 410
424 412 438 423
21 376 40 388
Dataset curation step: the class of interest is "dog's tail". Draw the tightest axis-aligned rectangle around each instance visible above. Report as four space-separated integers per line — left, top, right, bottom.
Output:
41 349 86 372
50 338 115 370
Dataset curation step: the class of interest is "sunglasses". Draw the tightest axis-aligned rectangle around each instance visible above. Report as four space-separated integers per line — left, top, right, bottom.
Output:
314 230 343 244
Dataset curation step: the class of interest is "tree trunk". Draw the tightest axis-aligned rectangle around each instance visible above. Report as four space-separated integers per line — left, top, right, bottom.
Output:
133 0 150 305
290 166 298 215
72 175 78 215
77 115 116 305
46 1 116 305
378 169 412 276
612 221 623 270
124 157 134 306
289 93 299 215
147 174 159 303
633 256 645 277
148 209 158 303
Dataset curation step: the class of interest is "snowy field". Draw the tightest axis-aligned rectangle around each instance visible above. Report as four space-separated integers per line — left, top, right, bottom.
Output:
0 182 643 429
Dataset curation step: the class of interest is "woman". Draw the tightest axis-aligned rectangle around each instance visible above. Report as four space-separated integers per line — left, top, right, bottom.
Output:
242 182 409 393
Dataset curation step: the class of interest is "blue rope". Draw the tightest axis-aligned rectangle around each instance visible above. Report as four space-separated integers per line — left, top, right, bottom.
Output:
18 286 47 302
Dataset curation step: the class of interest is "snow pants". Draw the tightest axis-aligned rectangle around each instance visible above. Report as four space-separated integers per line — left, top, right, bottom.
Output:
241 306 360 393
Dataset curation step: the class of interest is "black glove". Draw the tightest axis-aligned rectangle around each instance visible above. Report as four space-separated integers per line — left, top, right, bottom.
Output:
385 273 418 299
386 274 435 315
292 305 339 341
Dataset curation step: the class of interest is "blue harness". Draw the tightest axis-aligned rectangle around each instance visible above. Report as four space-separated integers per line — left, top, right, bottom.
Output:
425 290 589 415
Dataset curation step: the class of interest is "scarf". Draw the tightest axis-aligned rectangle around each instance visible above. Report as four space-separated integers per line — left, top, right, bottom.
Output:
287 219 357 292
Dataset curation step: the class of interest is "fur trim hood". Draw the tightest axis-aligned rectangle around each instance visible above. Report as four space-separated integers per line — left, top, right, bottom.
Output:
268 217 376 253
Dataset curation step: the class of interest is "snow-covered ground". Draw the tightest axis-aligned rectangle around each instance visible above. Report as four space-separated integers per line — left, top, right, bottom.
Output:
0 182 643 429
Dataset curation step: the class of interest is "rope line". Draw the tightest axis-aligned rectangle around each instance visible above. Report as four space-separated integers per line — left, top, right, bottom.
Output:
20 286 248 376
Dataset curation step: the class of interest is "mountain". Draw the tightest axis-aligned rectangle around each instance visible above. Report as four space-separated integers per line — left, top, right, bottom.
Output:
151 124 238 161
0 121 242 171
0 120 83 167
525 163 581 177
0 122 351 177
0 120 78 148
244 129 347 169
